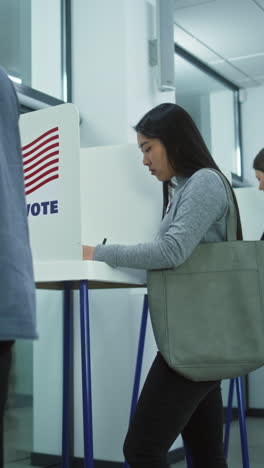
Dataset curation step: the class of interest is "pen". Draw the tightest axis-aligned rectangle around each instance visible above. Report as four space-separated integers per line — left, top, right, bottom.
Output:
102 238 107 245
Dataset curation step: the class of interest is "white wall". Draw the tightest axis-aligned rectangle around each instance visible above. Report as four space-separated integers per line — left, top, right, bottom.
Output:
210 89 238 176
31 0 62 99
0 0 31 83
175 93 212 151
72 0 175 148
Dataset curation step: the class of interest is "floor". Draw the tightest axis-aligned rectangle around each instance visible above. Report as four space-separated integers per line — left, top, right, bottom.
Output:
172 418 264 468
3 403 264 467
4 404 35 468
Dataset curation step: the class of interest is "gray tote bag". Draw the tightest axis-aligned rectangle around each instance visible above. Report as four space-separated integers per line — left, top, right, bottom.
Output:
147 171 264 381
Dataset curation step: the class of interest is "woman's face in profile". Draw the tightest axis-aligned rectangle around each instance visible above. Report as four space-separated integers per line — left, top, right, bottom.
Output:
137 133 176 182
255 170 264 191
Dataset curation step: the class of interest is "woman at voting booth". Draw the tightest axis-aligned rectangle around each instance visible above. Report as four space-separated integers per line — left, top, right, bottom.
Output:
83 103 244 468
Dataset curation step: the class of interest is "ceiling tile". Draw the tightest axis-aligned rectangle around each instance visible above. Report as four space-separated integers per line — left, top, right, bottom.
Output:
230 55 264 77
253 0 264 8
174 24 219 62
211 62 250 84
247 74 264 85
173 0 264 59
174 53 229 95
235 77 264 88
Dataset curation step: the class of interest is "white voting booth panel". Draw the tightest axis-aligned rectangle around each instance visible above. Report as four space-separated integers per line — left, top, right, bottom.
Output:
80 144 163 246
19 104 163 285
43 143 163 285
234 187 263 240
19 103 82 262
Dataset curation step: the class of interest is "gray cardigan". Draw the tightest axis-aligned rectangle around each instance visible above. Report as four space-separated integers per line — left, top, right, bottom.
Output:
0 67 37 340
94 169 228 270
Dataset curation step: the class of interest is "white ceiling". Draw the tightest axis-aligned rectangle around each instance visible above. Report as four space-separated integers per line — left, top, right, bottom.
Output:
174 54 231 94
173 0 264 88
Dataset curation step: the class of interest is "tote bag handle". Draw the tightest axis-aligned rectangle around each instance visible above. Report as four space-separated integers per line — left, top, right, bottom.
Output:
208 169 237 242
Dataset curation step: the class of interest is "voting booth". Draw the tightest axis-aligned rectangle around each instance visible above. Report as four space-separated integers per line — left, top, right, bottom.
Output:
20 103 163 285
19 104 163 467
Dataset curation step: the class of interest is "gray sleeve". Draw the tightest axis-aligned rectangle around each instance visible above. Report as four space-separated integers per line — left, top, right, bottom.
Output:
94 170 228 269
0 67 19 118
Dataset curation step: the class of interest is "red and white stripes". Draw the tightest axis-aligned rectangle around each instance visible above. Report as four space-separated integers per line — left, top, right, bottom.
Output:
22 127 60 195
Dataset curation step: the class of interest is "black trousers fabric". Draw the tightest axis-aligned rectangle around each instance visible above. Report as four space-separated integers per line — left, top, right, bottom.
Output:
124 352 228 468
0 341 13 468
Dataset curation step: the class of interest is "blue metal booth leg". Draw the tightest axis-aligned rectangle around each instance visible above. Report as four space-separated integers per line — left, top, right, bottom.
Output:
184 446 193 468
62 282 72 468
236 377 250 468
124 294 148 468
224 377 250 468
80 280 94 468
224 378 235 457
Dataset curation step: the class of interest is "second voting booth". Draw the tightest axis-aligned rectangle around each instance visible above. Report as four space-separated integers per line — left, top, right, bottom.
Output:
19 104 263 467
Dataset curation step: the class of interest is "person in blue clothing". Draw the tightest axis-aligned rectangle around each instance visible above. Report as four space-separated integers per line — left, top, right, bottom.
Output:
0 67 37 467
83 103 243 468
253 148 264 239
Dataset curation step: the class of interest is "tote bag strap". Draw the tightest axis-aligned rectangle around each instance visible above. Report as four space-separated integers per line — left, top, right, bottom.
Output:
207 169 237 241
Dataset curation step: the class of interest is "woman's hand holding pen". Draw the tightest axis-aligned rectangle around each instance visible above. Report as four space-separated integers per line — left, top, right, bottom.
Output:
82 238 107 260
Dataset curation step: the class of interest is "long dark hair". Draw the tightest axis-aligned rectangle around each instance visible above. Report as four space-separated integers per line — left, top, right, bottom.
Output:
253 148 264 172
135 103 242 240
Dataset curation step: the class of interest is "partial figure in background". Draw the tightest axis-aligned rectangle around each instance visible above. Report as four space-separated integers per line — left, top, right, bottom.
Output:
0 67 37 467
253 148 264 240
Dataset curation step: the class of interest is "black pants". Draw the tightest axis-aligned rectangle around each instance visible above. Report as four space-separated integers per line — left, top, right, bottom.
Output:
0 341 13 468
124 353 228 468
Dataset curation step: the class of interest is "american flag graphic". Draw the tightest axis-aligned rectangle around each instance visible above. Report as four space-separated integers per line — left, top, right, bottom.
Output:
22 127 60 196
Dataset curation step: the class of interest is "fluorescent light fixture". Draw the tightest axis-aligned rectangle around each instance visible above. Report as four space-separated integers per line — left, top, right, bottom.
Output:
8 74 22 84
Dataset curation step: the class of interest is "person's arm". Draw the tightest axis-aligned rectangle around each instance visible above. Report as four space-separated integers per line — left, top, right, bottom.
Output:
88 170 228 270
